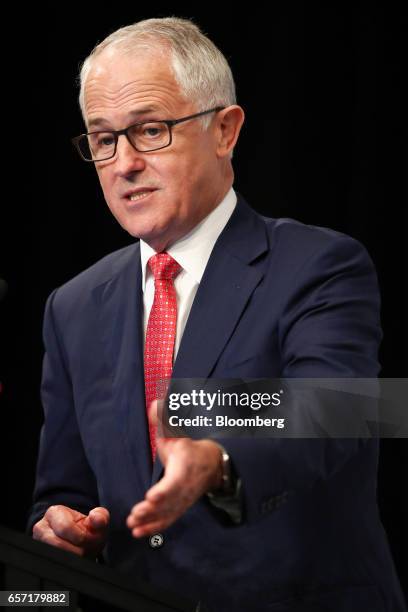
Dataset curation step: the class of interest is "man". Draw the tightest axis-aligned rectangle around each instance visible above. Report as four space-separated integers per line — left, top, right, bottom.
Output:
28 17 406 612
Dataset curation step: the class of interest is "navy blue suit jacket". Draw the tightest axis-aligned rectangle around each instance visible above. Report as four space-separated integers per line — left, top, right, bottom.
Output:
29 196 406 611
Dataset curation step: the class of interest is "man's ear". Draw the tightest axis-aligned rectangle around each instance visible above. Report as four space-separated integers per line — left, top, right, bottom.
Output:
215 105 245 158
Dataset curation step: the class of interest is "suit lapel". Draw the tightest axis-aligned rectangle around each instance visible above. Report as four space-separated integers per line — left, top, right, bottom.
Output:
172 196 269 380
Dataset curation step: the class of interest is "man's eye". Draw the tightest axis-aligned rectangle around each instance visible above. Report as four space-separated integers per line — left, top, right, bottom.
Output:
142 126 164 137
97 135 115 147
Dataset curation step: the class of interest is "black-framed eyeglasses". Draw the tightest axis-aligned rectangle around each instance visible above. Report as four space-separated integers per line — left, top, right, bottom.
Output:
72 106 225 162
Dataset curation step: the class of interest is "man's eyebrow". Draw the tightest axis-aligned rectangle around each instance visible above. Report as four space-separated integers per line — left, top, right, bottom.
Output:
87 108 161 130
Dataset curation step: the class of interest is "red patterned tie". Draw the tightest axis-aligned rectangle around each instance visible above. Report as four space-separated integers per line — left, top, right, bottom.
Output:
144 253 181 459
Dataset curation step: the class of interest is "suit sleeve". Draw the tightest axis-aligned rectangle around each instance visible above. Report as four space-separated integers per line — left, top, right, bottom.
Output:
26 289 100 533
220 234 382 524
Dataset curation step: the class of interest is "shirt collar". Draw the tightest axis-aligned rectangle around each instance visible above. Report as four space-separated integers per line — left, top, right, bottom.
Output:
140 187 237 290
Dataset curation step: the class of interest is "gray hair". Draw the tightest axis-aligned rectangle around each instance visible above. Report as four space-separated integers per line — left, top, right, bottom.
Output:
78 17 237 129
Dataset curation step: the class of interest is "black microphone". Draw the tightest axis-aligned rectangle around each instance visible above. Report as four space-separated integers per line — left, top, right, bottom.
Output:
0 278 8 302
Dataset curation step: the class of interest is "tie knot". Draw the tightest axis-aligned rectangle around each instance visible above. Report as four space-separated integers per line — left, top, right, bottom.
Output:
148 252 181 280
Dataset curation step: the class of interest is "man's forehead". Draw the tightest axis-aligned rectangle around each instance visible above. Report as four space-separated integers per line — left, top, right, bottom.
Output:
84 49 179 102
89 46 170 80
83 48 185 123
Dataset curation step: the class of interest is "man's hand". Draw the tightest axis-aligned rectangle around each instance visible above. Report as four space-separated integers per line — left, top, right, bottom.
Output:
127 436 223 538
32 505 110 557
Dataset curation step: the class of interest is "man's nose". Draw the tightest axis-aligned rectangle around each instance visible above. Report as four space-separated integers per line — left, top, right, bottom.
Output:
113 134 146 176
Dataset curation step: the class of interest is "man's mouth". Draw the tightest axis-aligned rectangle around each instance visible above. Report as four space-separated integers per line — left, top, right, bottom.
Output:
124 188 157 202
129 191 152 202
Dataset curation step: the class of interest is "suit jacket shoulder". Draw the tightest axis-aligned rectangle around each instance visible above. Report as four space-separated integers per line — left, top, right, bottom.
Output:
50 242 141 323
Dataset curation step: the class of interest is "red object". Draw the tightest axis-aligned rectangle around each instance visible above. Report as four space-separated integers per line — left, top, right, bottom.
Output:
144 253 181 458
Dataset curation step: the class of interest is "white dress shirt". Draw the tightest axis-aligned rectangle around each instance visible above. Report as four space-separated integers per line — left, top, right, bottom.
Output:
140 187 237 358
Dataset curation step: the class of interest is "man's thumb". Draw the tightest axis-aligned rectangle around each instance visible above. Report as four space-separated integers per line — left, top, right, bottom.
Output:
85 507 110 533
148 399 158 427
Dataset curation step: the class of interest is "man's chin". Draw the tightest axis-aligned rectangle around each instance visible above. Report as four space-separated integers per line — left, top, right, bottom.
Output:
124 224 170 252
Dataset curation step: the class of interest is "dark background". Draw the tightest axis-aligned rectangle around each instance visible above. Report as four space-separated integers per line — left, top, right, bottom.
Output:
1 1 406 596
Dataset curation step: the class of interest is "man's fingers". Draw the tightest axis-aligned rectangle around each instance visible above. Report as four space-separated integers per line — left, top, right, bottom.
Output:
46 506 87 547
147 447 194 502
127 477 190 534
33 505 110 557
128 499 154 518
127 501 156 528
127 494 175 529
145 476 179 504
127 440 223 538
33 519 85 555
